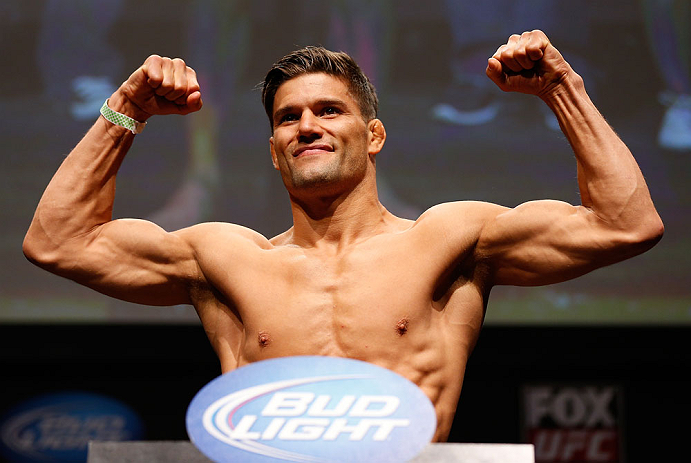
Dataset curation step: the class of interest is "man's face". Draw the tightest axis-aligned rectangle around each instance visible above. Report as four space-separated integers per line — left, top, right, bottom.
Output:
269 73 378 195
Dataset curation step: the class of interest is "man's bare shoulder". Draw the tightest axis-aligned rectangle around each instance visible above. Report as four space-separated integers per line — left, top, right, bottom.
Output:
408 201 509 258
173 222 274 251
415 201 508 230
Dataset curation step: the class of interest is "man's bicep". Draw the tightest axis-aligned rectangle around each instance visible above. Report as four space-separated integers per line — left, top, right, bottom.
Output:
475 200 622 286
67 218 200 306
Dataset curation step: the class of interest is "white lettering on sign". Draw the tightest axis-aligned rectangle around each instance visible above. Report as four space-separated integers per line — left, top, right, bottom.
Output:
262 392 315 417
229 416 410 442
227 393 408 442
261 393 400 418
308 395 356 417
350 396 400 417
322 419 410 441
278 418 330 440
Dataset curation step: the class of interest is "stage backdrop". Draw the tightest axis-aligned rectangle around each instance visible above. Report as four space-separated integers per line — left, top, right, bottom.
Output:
3 0 689 325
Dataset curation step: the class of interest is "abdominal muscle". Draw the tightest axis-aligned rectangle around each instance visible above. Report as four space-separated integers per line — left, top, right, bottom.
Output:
193 225 486 442
208 293 479 442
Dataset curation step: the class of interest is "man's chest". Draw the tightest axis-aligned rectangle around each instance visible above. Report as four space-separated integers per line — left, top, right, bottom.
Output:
240 244 437 323
199 238 451 358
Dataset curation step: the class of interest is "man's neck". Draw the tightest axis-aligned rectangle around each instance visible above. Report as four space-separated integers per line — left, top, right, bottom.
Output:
286 181 398 250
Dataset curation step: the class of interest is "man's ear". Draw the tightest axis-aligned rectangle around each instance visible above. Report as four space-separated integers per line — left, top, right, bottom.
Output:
368 119 386 156
270 137 279 170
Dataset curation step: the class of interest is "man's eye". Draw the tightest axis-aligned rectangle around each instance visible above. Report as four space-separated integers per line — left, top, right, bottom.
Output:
322 107 339 116
280 114 298 123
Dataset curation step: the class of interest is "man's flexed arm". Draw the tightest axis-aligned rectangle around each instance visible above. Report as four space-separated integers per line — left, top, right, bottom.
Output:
476 30 663 286
23 56 204 305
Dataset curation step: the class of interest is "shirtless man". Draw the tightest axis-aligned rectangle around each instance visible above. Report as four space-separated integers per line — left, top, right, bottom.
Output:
23 30 663 442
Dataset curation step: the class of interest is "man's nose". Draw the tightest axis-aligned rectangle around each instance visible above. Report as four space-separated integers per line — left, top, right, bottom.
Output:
297 111 323 139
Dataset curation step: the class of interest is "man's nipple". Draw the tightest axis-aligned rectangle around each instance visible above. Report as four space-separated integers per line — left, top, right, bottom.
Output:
258 331 272 347
396 317 409 336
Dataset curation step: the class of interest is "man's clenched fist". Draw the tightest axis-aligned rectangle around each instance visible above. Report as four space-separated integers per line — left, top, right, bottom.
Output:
108 55 203 122
486 30 577 98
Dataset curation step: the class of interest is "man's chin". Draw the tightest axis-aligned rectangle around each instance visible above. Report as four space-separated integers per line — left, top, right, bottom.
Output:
285 174 346 198
289 170 340 189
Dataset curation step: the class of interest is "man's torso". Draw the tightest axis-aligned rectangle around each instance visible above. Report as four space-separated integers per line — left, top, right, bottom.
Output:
185 203 493 441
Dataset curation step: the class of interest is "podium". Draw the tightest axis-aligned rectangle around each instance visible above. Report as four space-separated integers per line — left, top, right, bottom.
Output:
87 441 535 462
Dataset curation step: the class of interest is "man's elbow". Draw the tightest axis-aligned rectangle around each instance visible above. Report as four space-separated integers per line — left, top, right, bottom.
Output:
23 229 63 271
23 235 48 268
625 212 664 254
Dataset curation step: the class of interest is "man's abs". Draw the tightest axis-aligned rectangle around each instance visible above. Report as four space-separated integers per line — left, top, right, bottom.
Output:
191 229 487 441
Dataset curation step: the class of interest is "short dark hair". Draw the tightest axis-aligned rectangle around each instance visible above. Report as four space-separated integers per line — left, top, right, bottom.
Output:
261 46 378 129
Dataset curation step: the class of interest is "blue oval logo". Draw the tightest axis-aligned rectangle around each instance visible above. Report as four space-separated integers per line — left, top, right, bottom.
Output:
186 356 436 463
0 391 144 463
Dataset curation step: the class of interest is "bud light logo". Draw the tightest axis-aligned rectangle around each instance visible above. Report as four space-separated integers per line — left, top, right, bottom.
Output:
186 356 436 462
0 392 144 463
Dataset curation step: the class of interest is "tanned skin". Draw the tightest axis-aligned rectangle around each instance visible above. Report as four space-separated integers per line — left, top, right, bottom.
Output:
24 31 663 442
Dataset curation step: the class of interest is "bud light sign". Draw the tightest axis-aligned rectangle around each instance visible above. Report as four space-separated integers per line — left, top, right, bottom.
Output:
0 392 144 463
186 356 436 462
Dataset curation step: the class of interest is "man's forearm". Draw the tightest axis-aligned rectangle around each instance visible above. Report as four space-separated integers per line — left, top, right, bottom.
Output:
542 74 662 236
23 110 136 263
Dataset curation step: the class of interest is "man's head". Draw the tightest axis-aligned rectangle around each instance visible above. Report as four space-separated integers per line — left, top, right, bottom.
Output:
261 46 378 129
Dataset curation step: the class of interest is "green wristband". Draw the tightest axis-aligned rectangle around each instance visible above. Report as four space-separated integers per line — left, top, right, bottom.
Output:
100 99 147 134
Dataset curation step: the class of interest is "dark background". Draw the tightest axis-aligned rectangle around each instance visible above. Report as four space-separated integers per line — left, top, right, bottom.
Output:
1 0 690 461
2 325 687 461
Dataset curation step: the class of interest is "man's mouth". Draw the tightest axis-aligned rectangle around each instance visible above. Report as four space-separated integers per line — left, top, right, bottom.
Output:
293 144 333 158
